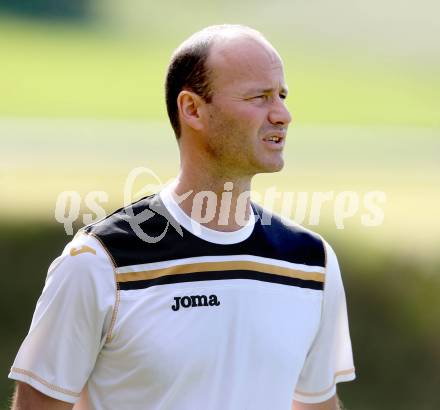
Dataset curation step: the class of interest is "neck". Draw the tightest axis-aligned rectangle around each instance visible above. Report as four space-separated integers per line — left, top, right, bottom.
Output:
171 163 254 232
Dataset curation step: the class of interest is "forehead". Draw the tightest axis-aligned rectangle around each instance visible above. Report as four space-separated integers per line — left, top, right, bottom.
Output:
207 36 286 92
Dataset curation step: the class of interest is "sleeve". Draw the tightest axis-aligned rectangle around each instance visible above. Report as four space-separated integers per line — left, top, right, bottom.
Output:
8 232 117 404
293 240 356 403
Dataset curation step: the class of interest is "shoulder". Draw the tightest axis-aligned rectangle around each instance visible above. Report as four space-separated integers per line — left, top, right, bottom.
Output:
252 202 327 268
48 231 116 288
83 195 167 242
83 194 161 240
27 225 117 315
35 231 117 332
81 194 178 267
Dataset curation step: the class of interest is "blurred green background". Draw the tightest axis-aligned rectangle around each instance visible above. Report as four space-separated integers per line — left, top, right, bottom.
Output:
0 1 439 409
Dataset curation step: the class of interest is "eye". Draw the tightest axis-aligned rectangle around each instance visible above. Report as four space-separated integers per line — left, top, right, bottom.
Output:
279 94 287 100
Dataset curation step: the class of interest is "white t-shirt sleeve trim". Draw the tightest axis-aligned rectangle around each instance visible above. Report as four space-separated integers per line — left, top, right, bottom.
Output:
8 232 117 403
293 239 356 404
9 367 81 404
294 368 356 403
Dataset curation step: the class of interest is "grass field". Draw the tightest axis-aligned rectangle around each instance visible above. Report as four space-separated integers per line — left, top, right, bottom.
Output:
0 16 439 126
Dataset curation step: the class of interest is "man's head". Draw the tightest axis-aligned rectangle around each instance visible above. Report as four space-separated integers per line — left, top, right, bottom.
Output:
165 25 292 176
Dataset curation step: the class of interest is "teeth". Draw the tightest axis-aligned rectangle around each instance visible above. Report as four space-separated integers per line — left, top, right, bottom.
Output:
267 136 280 142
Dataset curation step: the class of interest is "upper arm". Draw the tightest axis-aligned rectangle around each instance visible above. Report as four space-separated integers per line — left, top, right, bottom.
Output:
293 241 355 403
292 394 339 410
8 233 116 405
12 381 73 410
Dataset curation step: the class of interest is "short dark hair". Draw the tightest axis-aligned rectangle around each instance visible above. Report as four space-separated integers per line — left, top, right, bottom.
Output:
165 25 265 138
165 32 214 139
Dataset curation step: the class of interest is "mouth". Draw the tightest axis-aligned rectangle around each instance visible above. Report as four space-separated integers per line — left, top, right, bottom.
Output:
264 135 282 143
262 131 286 147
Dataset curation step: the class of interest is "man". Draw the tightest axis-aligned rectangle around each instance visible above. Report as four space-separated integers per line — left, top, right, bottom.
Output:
9 25 355 409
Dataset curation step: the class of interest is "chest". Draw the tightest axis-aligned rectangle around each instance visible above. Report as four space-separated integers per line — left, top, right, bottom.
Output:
104 280 322 384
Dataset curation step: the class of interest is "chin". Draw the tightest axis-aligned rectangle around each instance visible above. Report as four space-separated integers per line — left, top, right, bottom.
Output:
268 164 284 173
257 160 284 174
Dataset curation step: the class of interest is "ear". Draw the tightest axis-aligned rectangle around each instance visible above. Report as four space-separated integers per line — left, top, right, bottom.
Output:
177 90 205 132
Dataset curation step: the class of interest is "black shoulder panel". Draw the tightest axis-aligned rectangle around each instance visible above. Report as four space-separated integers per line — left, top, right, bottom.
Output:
249 203 325 268
84 195 325 268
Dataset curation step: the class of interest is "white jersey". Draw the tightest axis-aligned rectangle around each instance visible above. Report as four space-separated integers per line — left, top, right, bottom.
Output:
9 187 355 409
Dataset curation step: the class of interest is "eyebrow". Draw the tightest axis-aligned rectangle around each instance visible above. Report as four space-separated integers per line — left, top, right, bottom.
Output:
247 86 289 96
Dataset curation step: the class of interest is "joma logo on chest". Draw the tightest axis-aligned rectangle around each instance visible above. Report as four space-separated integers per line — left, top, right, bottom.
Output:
171 294 220 311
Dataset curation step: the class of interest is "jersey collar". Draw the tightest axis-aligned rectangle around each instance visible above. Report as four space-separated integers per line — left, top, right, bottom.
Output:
159 183 255 245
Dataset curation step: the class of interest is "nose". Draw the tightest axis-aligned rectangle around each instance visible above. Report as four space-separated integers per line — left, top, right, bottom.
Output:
268 97 292 126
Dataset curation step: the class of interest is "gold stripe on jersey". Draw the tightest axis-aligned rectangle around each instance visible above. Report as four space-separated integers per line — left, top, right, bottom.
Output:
116 260 325 283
